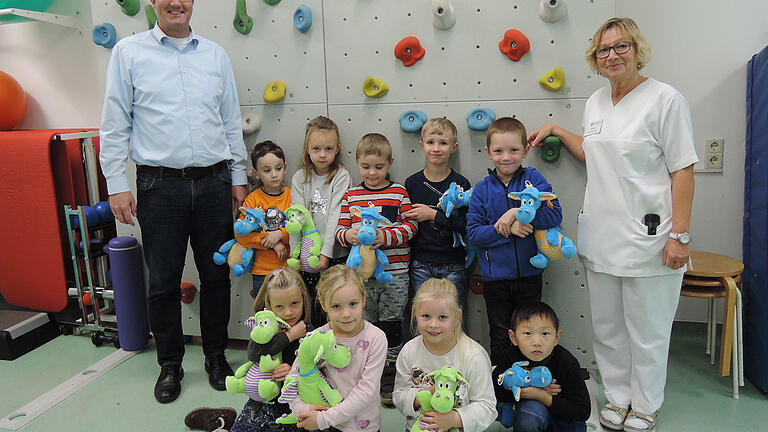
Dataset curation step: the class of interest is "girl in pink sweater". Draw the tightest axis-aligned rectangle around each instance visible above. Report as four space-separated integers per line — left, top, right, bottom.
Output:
290 265 387 432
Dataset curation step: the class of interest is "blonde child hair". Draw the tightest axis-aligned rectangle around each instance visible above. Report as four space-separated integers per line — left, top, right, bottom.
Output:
411 278 475 368
253 267 312 322
355 133 392 161
299 116 344 185
421 118 458 141
315 264 366 314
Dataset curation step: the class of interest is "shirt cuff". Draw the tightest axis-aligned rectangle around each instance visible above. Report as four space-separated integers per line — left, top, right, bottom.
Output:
231 169 247 186
106 176 131 195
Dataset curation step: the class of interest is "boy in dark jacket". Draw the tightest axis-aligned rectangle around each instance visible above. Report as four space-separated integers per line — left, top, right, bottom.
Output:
493 302 590 432
467 117 562 365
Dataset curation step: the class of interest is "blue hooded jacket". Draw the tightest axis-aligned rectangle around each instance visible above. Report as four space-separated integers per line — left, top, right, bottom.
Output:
467 167 563 281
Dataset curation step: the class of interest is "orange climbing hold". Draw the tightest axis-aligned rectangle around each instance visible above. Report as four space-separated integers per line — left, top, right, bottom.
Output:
394 36 426 67
499 29 530 62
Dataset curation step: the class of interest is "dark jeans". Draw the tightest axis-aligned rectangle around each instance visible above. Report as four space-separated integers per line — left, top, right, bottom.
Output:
410 259 468 309
136 163 233 366
483 274 542 365
498 400 586 432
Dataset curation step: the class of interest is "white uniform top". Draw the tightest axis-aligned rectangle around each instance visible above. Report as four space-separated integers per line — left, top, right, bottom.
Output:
577 78 699 277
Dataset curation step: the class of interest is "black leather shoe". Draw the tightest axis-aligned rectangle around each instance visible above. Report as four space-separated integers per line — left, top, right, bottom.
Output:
154 365 183 403
184 406 237 431
204 355 233 391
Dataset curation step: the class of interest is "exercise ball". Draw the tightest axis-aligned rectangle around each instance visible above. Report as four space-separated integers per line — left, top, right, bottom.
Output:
0 70 27 130
0 0 53 23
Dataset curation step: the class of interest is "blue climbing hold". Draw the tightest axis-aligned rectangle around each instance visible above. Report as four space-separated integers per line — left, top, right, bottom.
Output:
466 108 496 131
399 110 427 133
92 23 117 49
293 4 312 33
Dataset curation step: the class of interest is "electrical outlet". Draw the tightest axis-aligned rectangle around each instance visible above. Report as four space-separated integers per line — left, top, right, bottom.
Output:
706 139 724 154
707 153 723 169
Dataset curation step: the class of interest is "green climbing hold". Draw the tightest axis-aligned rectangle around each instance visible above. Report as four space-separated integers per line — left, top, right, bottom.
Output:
540 136 562 162
144 4 158 30
115 0 140 16
264 0 282 5
234 0 254 35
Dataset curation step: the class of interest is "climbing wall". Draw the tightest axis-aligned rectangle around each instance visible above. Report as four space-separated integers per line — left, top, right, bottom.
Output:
89 0 615 366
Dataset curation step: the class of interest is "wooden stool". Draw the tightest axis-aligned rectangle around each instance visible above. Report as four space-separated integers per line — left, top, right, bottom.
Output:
682 251 744 398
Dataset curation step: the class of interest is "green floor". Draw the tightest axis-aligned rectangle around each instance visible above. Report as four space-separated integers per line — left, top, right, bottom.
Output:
0 322 765 431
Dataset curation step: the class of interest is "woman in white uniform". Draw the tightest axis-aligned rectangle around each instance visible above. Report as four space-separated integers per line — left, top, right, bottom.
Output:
528 18 697 432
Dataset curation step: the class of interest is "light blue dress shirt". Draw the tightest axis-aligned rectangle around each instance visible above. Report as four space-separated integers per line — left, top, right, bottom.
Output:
99 25 247 194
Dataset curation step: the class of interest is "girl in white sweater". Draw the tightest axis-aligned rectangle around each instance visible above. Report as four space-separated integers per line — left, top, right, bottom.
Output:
393 278 497 432
290 116 352 326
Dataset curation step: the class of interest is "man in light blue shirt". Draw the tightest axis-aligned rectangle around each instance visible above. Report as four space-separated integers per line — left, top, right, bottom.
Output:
99 0 247 404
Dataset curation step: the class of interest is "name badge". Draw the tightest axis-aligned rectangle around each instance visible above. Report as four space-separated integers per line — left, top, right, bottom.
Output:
584 119 603 137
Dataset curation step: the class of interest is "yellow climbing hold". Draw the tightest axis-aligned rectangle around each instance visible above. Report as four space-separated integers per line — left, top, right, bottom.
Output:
539 67 565 92
263 81 287 103
362 76 389 98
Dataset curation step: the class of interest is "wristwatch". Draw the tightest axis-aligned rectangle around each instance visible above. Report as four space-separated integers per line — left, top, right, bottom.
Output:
669 232 691 245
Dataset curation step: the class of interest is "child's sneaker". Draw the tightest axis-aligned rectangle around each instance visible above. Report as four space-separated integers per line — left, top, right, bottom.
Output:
380 360 397 406
184 407 237 431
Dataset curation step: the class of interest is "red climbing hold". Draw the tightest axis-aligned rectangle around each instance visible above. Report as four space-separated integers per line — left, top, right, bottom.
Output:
394 36 426 67
499 29 530 62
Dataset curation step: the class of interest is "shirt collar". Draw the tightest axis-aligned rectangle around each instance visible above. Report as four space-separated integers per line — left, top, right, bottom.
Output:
150 23 199 47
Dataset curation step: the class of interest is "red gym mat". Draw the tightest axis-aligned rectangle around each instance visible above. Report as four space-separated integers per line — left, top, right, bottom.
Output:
0 129 102 312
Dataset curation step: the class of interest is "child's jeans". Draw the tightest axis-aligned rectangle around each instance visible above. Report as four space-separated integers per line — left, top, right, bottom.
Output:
410 259 468 308
498 400 586 432
252 274 266 298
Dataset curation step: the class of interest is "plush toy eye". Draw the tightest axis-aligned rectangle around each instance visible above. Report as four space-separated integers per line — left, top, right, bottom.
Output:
264 318 271 327
524 376 531 383
247 216 255 223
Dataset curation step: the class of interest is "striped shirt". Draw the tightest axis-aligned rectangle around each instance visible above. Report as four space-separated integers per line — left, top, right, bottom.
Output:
335 182 418 274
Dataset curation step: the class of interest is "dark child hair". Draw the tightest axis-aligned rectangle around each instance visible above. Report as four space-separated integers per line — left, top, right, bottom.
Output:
509 301 560 331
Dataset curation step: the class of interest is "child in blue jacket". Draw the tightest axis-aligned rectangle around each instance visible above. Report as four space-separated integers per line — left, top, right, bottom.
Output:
467 117 562 365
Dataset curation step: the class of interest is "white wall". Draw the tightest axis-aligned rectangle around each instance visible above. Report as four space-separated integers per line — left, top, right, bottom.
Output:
2 0 765 337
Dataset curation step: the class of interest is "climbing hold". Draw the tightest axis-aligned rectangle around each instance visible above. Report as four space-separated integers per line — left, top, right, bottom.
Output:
144 4 157 30
263 81 287 103
180 282 197 304
242 112 261 135
92 23 117 49
115 0 139 16
233 0 254 35
394 36 426 67
466 108 496 131
399 110 427 133
499 29 530 62
539 0 567 23
363 76 388 98
293 4 312 33
539 66 565 91
432 0 456 30
263 0 281 5
540 136 562 162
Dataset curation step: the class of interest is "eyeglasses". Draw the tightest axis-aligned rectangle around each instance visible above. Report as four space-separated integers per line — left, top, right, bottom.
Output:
595 41 634 59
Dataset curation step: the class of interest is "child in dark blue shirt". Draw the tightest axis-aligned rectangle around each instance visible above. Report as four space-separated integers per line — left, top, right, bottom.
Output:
467 117 562 365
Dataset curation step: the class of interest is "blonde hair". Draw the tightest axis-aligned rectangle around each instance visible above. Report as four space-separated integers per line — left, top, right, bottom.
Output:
411 278 480 370
585 17 652 72
421 118 457 141
253 267 312 323
486 117 527 149
355 133 392 161
299 116 344 185
315 264 366 315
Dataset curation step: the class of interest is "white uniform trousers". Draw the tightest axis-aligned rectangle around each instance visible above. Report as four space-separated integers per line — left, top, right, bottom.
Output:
586 269 683 414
